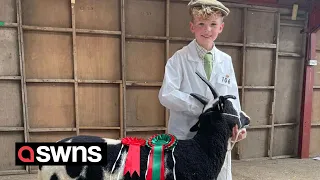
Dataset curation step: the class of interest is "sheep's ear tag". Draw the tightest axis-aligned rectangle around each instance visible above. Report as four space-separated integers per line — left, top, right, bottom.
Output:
190 93 209 105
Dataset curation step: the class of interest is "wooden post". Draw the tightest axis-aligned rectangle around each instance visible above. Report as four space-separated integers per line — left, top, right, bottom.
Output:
71 0 79 136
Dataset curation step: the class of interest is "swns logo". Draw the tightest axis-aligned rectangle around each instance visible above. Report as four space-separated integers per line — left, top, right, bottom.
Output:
16 143 108 165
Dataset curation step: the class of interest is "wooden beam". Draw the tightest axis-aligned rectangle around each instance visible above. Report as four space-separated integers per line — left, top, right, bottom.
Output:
16 0 30 173
71 0 79 136
165 0 170 134
126 127 167 132
121 0 127 138
0 76 21 80
268 12 280 159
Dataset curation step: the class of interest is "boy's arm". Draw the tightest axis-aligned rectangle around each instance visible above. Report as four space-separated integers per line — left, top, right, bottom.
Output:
158 56 203 117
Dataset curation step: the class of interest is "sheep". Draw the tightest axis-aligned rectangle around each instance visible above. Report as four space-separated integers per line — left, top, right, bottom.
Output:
38 71 250 180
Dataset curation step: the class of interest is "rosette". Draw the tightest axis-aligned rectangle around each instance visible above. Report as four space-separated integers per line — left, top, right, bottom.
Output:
146 134 177 180
121 137 146 177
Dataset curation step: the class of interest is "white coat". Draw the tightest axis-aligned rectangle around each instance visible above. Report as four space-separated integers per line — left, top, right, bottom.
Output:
158 39 241 180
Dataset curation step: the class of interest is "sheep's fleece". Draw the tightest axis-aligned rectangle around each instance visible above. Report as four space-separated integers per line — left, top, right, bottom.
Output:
38 110 250 180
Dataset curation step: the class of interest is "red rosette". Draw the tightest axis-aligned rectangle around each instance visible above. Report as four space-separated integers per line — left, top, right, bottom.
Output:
121 137 146 146
121 137 146 177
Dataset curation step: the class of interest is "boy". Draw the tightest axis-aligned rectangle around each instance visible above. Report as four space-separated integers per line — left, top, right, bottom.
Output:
158 0 247 179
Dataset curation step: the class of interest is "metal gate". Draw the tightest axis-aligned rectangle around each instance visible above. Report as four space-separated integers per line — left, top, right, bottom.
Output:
0 0 312 175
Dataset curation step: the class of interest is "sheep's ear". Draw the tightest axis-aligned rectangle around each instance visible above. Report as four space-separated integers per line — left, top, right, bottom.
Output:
190 93 209 105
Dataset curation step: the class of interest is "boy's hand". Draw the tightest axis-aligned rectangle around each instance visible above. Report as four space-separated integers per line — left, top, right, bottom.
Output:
231 125 247 142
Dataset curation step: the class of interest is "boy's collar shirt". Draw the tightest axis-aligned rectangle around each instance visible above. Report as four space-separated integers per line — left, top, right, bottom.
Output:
194 40 216 78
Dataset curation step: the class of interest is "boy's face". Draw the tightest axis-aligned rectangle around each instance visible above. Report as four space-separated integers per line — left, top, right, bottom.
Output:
189 14 224 50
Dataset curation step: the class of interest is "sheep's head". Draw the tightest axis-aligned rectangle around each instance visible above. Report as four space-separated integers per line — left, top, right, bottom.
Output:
189 72 250 134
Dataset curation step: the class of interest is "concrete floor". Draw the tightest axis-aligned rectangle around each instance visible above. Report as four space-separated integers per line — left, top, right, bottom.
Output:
0 158 319 180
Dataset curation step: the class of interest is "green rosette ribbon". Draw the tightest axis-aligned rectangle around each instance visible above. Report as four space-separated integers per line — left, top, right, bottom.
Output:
146 134 177 180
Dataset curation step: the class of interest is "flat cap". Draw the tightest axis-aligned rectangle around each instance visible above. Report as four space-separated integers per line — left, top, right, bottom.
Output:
188 0 230 16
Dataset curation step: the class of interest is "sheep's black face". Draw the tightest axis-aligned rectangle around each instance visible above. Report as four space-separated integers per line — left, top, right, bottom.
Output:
190 94 246 133
189 71 250 133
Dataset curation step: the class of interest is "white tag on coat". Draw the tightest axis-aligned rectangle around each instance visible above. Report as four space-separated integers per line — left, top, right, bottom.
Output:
218 74 232 87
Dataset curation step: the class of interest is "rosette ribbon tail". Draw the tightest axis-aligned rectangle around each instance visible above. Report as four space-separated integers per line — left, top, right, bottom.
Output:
121 137 146 177
123 144 141 176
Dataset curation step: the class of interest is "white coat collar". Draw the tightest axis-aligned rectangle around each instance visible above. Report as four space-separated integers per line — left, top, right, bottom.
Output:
186 39 223 64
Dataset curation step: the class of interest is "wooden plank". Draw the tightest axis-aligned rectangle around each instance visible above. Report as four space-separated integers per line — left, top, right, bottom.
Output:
126 40 165 81
17 0 30 173
274 123 298 127
311 123 320 126
23 31 73 79
74 0 120 31
278 52 302 57
165 0 170 134
126 35 167 40
0 132 25 171
23 25 72 32
121 0 126 138
0 28 19 76
126 0 165 36
78 84 120 127
26 79 75 83
119 83 124 138
244 86 274 89
240 129 269 159
0 0 17 23
273 126 298 156
79 130 120 139
80 127 120 130
29 128 76 132
21 0 70 28
126 81 162 87
244 90 273 126
0 170 27 176
311 90 320 125
246 43 277 49
247 10 276 44
310 127 320 157
245 49 274 86
216 7 243 43
248 8 277 13
275 57 304 124
0 23 18 28
247 125 272 129
27 83 75 128
279 25 304 54
0 127 24 131
169 1 192 38
76 29 121 35
0 76 21 80
76 34 121 80
71 0 79 136
280 23 304 28
23 25 122 35
29 132 76 142
0 82 23 126
270 155 296 159
238 7 247 160
78 80 122 84
126 87 165 127
269 12 280 158
127 126 167 132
